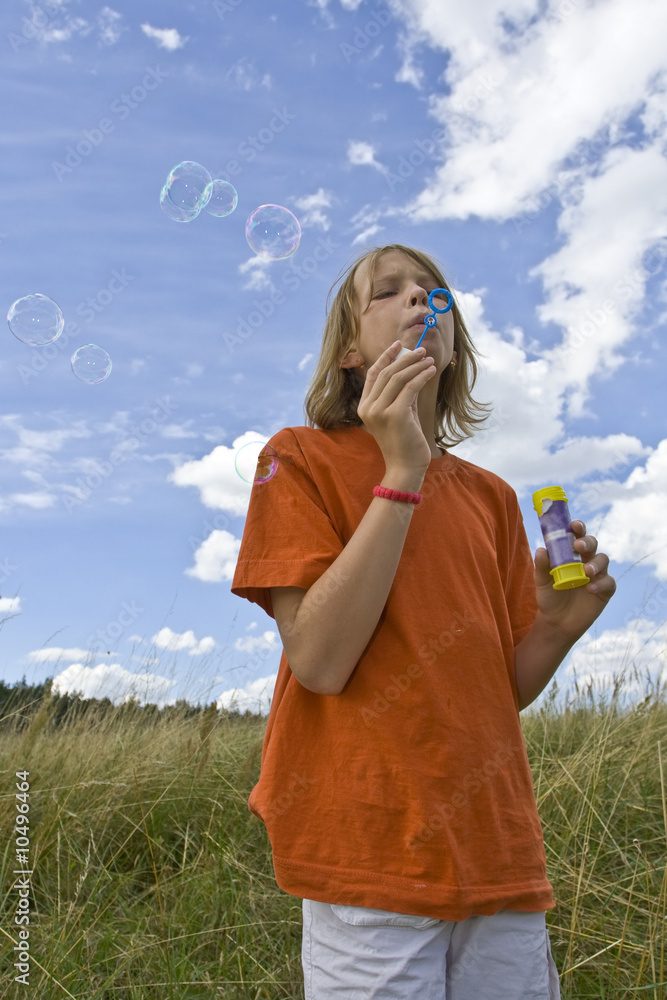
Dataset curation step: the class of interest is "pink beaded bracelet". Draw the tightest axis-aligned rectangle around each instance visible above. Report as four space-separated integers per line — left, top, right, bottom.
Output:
373 485 423 505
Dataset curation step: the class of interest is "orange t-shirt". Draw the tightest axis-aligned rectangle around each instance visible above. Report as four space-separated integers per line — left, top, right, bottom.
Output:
231 424 555 921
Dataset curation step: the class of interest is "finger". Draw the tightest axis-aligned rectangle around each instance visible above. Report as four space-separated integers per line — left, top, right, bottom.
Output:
573 532 598 560
367 350 434 406
570 520 586 537
583 551 610 579
363 341 403 388
364 343 422 390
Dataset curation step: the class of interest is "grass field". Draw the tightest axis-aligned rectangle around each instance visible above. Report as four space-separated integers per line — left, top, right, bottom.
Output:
0 666 665 999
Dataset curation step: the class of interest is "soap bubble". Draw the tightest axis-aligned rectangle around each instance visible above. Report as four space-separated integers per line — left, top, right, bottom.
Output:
160 185 200 223
161 161 212 222
204 179 238 217
245 205 301 259
71 344 112 384
235 442 279 484
7 294 64 346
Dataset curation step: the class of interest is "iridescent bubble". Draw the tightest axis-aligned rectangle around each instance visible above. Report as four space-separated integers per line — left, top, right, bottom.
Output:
161 161 212 221
7 293 64 346
71 344 112 384
204 179 238 218
160 184 200 223
235 442 279 485
245 205 301 260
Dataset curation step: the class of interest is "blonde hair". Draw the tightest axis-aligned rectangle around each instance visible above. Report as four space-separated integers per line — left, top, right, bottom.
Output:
303 244 490 449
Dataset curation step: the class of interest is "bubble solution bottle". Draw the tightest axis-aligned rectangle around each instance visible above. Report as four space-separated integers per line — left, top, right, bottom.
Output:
532 486 589 590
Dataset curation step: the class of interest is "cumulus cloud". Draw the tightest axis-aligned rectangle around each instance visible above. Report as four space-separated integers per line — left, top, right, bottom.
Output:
151 627 216 656
560 616 667 709
395 0 667 222
185 530 240 583
140 23 188 51
52 662 176 706
379 0 667 421
448 289 651 490
572 439 667 580
169 431 267 516
217 673 277 715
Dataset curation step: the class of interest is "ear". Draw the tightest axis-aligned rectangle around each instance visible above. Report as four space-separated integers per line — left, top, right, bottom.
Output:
339 348 365 369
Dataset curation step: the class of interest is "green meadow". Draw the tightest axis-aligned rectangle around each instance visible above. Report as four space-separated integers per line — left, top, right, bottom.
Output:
0 665 665 1000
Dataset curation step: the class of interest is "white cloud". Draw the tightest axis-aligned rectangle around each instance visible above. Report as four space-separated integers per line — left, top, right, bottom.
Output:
98 7 124 45
0 597 21 615
347 140 386 173
10 491 56 509
0 416 91 468
27 647 90 662
534 149 667 417
234 630 280 655
185 529 240 583
395 0 667 223
293 188 333 230
238 255 275 292
349 205 384 244
448 289 651 489
151 627 216 656
225 58 271 91
28 13 92 45
52 662 176 706
560 617 667 709
572 439 667 580
169 432 267 516
140 23 188 51
217 673 277 715
160 423 198 440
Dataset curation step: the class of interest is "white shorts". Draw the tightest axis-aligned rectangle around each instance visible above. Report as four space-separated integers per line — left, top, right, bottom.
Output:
302 899 561 999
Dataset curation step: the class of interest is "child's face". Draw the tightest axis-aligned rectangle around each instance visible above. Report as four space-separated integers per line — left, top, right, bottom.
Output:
351 251 456 373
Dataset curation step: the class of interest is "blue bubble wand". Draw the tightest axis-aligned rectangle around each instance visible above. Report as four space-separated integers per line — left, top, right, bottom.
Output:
397 287 453 358
415 288 453 350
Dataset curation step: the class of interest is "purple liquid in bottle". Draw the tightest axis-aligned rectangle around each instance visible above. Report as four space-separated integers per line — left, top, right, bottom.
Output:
533 487 589 590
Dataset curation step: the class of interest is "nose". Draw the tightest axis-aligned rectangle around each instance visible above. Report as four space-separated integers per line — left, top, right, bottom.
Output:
408 284 429 306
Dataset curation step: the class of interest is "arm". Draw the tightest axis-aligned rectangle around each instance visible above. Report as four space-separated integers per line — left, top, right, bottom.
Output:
273 466 425 696
515 520 616 712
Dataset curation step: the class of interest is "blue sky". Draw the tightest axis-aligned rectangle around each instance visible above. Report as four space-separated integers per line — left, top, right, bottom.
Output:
1 0 666 714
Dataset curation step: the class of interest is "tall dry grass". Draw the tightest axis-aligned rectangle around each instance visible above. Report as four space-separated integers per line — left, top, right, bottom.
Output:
0 663 665 999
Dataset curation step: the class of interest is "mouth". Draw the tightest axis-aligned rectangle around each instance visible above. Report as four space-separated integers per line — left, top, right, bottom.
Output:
407 313 430 331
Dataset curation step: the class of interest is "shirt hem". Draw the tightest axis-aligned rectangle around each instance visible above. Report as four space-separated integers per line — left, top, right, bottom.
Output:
273 855 555 922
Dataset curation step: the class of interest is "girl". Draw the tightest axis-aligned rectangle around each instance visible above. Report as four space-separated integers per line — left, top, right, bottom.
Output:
231 243 615 999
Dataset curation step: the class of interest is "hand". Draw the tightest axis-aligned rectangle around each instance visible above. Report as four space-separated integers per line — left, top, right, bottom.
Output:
357 341 438 475
533 520 616 642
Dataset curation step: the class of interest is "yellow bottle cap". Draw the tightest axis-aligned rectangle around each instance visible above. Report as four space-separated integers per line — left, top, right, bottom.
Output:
550 562 589 590
533 486 568 515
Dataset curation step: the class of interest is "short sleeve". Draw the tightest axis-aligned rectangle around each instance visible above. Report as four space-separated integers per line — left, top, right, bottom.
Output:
503 491 538 646
230 427 345 619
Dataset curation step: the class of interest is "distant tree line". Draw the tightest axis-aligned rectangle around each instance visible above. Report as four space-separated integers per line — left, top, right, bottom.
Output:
0 676 262 732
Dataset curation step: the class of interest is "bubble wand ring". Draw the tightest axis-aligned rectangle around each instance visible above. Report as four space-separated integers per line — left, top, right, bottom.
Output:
414 288 453 350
